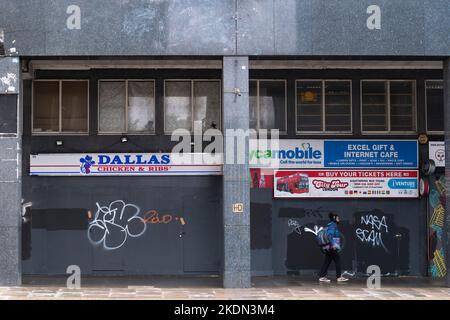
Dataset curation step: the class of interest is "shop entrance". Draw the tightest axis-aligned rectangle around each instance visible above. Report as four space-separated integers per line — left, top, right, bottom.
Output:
22 177 223 276
182 195 222 273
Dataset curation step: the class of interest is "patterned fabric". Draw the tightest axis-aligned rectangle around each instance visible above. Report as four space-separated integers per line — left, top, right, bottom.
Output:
324 221 342 252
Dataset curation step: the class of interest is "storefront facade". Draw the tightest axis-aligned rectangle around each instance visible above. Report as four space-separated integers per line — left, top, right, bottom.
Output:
0 0 449 288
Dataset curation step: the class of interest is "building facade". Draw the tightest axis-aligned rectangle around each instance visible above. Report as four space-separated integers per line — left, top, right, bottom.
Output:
0 0 449 288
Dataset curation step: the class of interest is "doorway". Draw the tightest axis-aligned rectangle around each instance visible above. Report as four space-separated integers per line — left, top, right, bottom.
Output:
182 195 222 273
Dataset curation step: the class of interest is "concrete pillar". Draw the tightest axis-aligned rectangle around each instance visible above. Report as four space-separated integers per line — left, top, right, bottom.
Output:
0 57 21 286
222 56 251 288
445 58 450 288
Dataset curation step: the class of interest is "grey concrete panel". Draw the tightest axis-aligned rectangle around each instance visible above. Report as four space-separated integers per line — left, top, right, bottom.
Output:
224 225 251 270
2 0 236 56
309 0 351 55
0 161 18 182
0 57 20 94
271 0 429 56
223 270 251 288
0 226 21 286
237 0 275 55
0 138 18 159
1 0 448 56
222 56 250 288
0 0 46 56
274 0 313 55
163 0 236 55
0 182 20 228
223 175 250 226
343 0 426 56
3 30 47 56
44 0 127 56
0 58 21 286
424 0 450 56
0 138 19 185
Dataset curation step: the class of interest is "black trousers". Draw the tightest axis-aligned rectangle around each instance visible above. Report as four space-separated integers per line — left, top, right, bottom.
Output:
318 249 342 278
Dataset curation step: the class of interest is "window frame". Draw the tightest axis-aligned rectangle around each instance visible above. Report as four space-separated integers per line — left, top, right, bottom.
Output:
425 79 444 135
163 79 222 135
32 79 90 135
295 79 353 135
97 79 156 135
249 79 288 135
360 79 417 135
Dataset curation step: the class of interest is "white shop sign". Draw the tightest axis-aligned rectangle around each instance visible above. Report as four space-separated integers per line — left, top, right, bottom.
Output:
30 153 223 176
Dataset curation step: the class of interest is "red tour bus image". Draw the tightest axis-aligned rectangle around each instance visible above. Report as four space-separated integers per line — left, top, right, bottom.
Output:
276 173 309 194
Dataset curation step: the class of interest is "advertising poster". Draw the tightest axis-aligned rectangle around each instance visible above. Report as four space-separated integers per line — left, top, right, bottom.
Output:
250 168 274 189
250 139 418 169
323 140 418 168
249 139 324 169
274 170 418 198
429 141 445 167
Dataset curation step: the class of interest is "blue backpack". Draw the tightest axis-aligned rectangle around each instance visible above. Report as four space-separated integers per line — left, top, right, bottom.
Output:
316 227 330 247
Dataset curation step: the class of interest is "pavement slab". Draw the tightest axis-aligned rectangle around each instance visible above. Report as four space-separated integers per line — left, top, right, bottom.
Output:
0 275 445 300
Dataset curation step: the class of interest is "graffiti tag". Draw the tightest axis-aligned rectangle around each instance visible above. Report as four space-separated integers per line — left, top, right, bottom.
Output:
87 200 147 250
288 219 323 236
355 214 389 253
144 210 173 224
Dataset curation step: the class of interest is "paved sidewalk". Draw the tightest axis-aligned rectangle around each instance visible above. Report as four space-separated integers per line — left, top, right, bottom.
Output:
0 276 449 300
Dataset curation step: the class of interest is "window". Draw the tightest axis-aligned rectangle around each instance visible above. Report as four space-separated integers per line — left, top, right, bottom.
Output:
296 80 352 133
250 80 287 132
361 80 416 133
32 80 88 134
98 80 155 134
164 80 221 133
426 80 444 133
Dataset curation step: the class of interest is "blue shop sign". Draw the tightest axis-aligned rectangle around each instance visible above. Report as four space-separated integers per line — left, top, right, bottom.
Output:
324 140 418 168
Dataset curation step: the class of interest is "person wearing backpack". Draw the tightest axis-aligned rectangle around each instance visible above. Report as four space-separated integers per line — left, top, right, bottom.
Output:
317 212 349 283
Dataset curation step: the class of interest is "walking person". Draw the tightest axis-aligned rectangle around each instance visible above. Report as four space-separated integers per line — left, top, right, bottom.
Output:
318 212 349 283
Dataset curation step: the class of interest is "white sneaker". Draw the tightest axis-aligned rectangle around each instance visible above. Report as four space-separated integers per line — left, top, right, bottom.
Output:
337 277 349 283
319 277 331 283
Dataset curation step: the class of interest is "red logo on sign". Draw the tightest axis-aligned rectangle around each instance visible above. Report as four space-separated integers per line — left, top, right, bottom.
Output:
312 179 349 190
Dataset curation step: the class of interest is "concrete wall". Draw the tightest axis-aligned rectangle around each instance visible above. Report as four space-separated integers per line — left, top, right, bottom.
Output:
0 57 21 285
0 0 449 57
